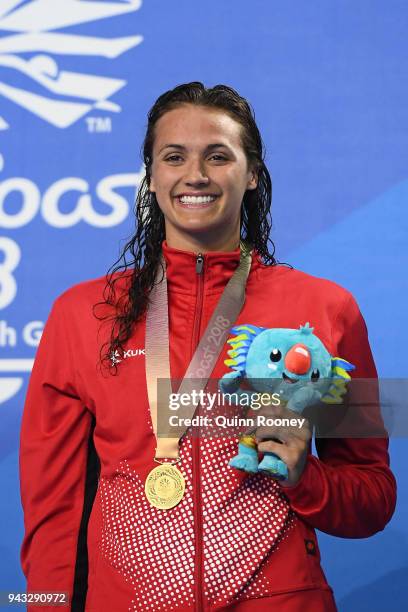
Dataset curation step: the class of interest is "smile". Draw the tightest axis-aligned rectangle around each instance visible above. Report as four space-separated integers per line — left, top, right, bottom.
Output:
282 372 299 384
177 195 218 207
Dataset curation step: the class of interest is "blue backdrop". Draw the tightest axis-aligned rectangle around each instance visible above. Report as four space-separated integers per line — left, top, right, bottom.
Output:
1 1 407 610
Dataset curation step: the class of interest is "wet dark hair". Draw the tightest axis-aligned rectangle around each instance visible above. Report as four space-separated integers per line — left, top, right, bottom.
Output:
96 81 280 371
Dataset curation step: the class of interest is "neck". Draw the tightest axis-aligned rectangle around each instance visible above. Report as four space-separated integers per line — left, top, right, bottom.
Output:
164 227 241 254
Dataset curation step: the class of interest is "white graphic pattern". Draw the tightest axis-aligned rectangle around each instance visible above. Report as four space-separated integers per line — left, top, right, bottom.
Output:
99 435 296 610
0 0 143 129
200 437 295 607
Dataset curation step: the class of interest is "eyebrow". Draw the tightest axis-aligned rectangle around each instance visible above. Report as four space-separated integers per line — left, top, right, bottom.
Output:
158 143 231 154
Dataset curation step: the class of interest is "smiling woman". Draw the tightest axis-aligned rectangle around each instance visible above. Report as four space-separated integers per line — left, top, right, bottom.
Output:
149 105 258 252
99 82 276 367
19 82 396 612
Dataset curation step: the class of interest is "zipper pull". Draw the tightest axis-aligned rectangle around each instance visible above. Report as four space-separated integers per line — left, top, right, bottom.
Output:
196 253 204 274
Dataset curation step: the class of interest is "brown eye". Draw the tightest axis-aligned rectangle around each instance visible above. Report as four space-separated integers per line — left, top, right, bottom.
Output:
270 349 282 362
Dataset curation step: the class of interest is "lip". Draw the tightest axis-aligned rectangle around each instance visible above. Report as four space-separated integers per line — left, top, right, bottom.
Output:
175 193 220 197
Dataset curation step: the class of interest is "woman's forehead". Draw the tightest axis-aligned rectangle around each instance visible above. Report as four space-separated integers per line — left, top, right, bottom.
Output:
153 105 243 149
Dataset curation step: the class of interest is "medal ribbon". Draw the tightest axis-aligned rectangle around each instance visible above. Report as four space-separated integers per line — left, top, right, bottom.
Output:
145 241 252 461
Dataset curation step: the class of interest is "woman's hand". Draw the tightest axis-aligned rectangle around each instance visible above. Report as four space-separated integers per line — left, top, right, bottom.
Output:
253 404 312 487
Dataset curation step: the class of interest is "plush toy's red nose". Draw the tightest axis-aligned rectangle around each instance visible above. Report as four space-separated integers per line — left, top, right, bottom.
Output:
284 343 311 375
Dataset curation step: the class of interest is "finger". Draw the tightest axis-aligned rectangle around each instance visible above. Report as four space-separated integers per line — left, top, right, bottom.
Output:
256 427 311 451
257 440 293 464
255 421 311 444
255 425 291 444
257 440 308 465
254 405 311 425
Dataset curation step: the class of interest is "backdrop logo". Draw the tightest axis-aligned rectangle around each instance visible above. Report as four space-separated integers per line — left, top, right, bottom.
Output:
0 360 33 405
0 0 143 130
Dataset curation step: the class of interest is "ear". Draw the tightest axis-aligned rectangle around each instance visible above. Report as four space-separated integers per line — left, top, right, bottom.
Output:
149 175 156 193
247 169 258 191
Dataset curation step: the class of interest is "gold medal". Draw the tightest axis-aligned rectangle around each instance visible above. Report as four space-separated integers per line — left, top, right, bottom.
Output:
145 464 186 509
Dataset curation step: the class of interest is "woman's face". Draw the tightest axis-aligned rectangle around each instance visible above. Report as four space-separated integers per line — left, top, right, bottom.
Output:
149 104 258 252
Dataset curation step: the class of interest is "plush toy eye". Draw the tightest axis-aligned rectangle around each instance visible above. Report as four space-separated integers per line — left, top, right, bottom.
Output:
270 348 282 362
311 368 320 382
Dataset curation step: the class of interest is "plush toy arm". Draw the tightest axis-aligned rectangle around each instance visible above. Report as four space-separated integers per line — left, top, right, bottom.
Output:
218 374 263 407
219 370 242 394
287 386 322 414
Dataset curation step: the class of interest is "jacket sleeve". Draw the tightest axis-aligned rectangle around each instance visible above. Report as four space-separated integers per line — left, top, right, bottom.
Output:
281 292 397 538
20 295 92 606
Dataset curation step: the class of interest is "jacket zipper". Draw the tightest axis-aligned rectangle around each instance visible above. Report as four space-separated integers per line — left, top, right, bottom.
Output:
193 252 204 612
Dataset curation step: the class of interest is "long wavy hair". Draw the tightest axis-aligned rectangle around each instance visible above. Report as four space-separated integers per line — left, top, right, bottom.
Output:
96 81 282 371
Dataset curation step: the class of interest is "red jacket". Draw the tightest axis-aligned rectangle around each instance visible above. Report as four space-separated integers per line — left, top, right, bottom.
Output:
20 240 396 611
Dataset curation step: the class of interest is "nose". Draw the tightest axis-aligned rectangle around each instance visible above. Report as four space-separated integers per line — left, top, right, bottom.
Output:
184 158 210 186
284 343 311 375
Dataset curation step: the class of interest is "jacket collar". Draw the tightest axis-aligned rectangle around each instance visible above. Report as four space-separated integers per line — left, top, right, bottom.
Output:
161 239 261 294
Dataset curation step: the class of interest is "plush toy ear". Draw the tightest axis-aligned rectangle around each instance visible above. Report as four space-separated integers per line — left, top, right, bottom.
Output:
224 324 266 373
321 357 355 404
299 322 314 334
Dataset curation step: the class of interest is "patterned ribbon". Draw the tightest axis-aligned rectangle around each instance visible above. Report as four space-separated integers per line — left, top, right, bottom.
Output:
145 241 252 460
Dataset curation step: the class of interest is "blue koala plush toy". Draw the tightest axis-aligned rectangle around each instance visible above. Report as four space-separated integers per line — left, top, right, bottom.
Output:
218 323 355 480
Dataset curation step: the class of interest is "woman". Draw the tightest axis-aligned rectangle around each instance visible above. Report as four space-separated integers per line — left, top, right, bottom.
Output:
20 82 396 611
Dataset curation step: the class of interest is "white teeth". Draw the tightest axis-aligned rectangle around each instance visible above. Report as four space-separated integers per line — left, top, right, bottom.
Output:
179 195 217 204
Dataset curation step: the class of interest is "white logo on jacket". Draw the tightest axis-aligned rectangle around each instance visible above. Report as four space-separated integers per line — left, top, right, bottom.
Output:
110 348 145 365
0 0 143 130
